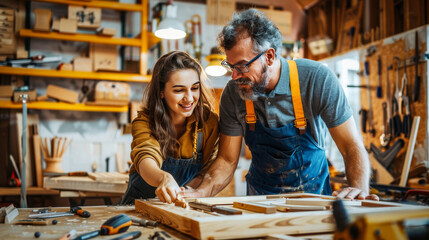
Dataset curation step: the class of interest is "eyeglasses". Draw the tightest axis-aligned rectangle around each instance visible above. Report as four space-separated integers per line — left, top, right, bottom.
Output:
221 51 266 73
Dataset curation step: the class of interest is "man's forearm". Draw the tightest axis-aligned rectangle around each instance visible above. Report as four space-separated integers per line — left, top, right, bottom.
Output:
344 145 370 193
196 156 238 197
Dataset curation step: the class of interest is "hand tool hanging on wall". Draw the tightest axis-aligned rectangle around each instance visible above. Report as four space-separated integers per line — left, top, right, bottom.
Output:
402 97 412 138
376 56 382 98
399 56 411 138
412 31 421 102
191 14 202 61
364 61 375 136
359 107 368 133
184 20 193 54
385 65 393 141
391 94 402 138
379 102 391 147
393 57 403 115
370 139 404 169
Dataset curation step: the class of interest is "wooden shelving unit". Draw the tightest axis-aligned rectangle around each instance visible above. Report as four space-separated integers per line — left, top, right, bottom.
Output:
0 0 150 112
0 100 128 112
32 0 143 11
0 66 150 82
20 29 142 46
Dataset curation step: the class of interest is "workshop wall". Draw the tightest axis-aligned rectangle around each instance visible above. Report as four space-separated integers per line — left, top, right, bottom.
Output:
358 27 428 183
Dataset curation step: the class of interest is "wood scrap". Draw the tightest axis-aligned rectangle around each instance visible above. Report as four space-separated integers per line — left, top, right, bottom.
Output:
191 195 266 205
285 198 361 207
233 201 276 214
1 204 19 223
87 172 128 183
399 116 421 186
272 203 326 212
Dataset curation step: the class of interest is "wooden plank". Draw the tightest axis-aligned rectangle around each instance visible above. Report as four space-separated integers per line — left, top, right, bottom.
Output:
87 172 128 182
189 195 266 205
284 198 362 207
233 201 277 214
272 203 327 212
399 116 421 186
43 176 127 193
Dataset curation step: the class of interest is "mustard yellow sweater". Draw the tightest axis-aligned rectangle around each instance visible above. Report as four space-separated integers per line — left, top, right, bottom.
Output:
129 108 219 175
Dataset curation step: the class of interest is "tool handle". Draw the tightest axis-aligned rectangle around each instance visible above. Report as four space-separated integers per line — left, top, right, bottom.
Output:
364 61 370 76
377 57 382 98
109 231 142 240
68 171 88 176
359 109 367 133
413 75 420 102
100 214 132 235
73 230 99 240
75 209 91 218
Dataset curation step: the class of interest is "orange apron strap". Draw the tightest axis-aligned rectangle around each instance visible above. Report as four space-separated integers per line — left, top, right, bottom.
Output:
287 60 307 135
245 100 256 131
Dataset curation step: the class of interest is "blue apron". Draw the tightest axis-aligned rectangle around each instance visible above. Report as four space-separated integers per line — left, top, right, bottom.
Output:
120 131 203 204
244 60 331 196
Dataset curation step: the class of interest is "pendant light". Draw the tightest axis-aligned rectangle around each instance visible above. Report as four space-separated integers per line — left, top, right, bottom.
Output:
154 1 186 40
205 47 227 77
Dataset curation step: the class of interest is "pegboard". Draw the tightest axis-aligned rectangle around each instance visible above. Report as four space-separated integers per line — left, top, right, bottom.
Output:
359 27 427 180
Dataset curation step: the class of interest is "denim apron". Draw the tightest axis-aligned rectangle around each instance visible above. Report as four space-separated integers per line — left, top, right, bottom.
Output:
120 131 203 204
245 60 331 195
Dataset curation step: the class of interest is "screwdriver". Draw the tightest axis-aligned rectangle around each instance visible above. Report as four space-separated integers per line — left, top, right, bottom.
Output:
70 206 90 218
73 214 132 240
131 217 158 227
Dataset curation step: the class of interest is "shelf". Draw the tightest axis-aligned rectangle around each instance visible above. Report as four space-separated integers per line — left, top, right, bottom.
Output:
0 187 59 196
31 0 143 12
20 29 142 46
0 100 128 112
0 66 150 82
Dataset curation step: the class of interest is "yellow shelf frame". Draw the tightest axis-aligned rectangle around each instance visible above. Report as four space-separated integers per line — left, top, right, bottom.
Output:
31 0 143 11
0 100 128 112
20 29 142 46
0 66 150 82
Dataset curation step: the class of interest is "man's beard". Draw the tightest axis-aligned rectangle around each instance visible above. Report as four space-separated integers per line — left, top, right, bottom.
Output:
237 65 269 100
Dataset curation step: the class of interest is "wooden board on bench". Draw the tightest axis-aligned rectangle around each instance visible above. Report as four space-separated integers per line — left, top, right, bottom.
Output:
135 193 429 239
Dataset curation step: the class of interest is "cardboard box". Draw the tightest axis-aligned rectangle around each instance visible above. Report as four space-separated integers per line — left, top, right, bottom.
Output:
34 8 52 32
13 90 37 103
58 63 73 71
46 85 78 103
52 19 60 31
0 85 13 98
97 27 116 36
90 43 117 71
68 6 101 29
59 18 77 34
73 57 92 72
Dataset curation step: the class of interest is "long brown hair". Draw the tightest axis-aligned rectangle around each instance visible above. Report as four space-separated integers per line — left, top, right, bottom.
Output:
142 51 215 159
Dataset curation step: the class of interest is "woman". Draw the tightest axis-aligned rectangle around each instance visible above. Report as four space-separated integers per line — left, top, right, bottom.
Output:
121 51 219 204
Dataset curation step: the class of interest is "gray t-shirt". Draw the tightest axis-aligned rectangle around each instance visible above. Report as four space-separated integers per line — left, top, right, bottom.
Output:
219 57 352 148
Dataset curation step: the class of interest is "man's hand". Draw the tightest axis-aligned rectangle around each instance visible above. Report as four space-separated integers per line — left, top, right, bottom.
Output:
332 187 379 201
155 172 181 204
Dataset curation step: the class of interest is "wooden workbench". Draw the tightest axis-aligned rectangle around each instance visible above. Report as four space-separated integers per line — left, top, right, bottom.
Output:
0 205 192 240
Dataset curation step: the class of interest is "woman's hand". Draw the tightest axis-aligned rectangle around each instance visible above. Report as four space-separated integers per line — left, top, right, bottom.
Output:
155 172 182 203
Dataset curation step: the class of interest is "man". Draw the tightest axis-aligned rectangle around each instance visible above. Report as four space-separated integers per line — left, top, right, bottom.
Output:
183 9 378 200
